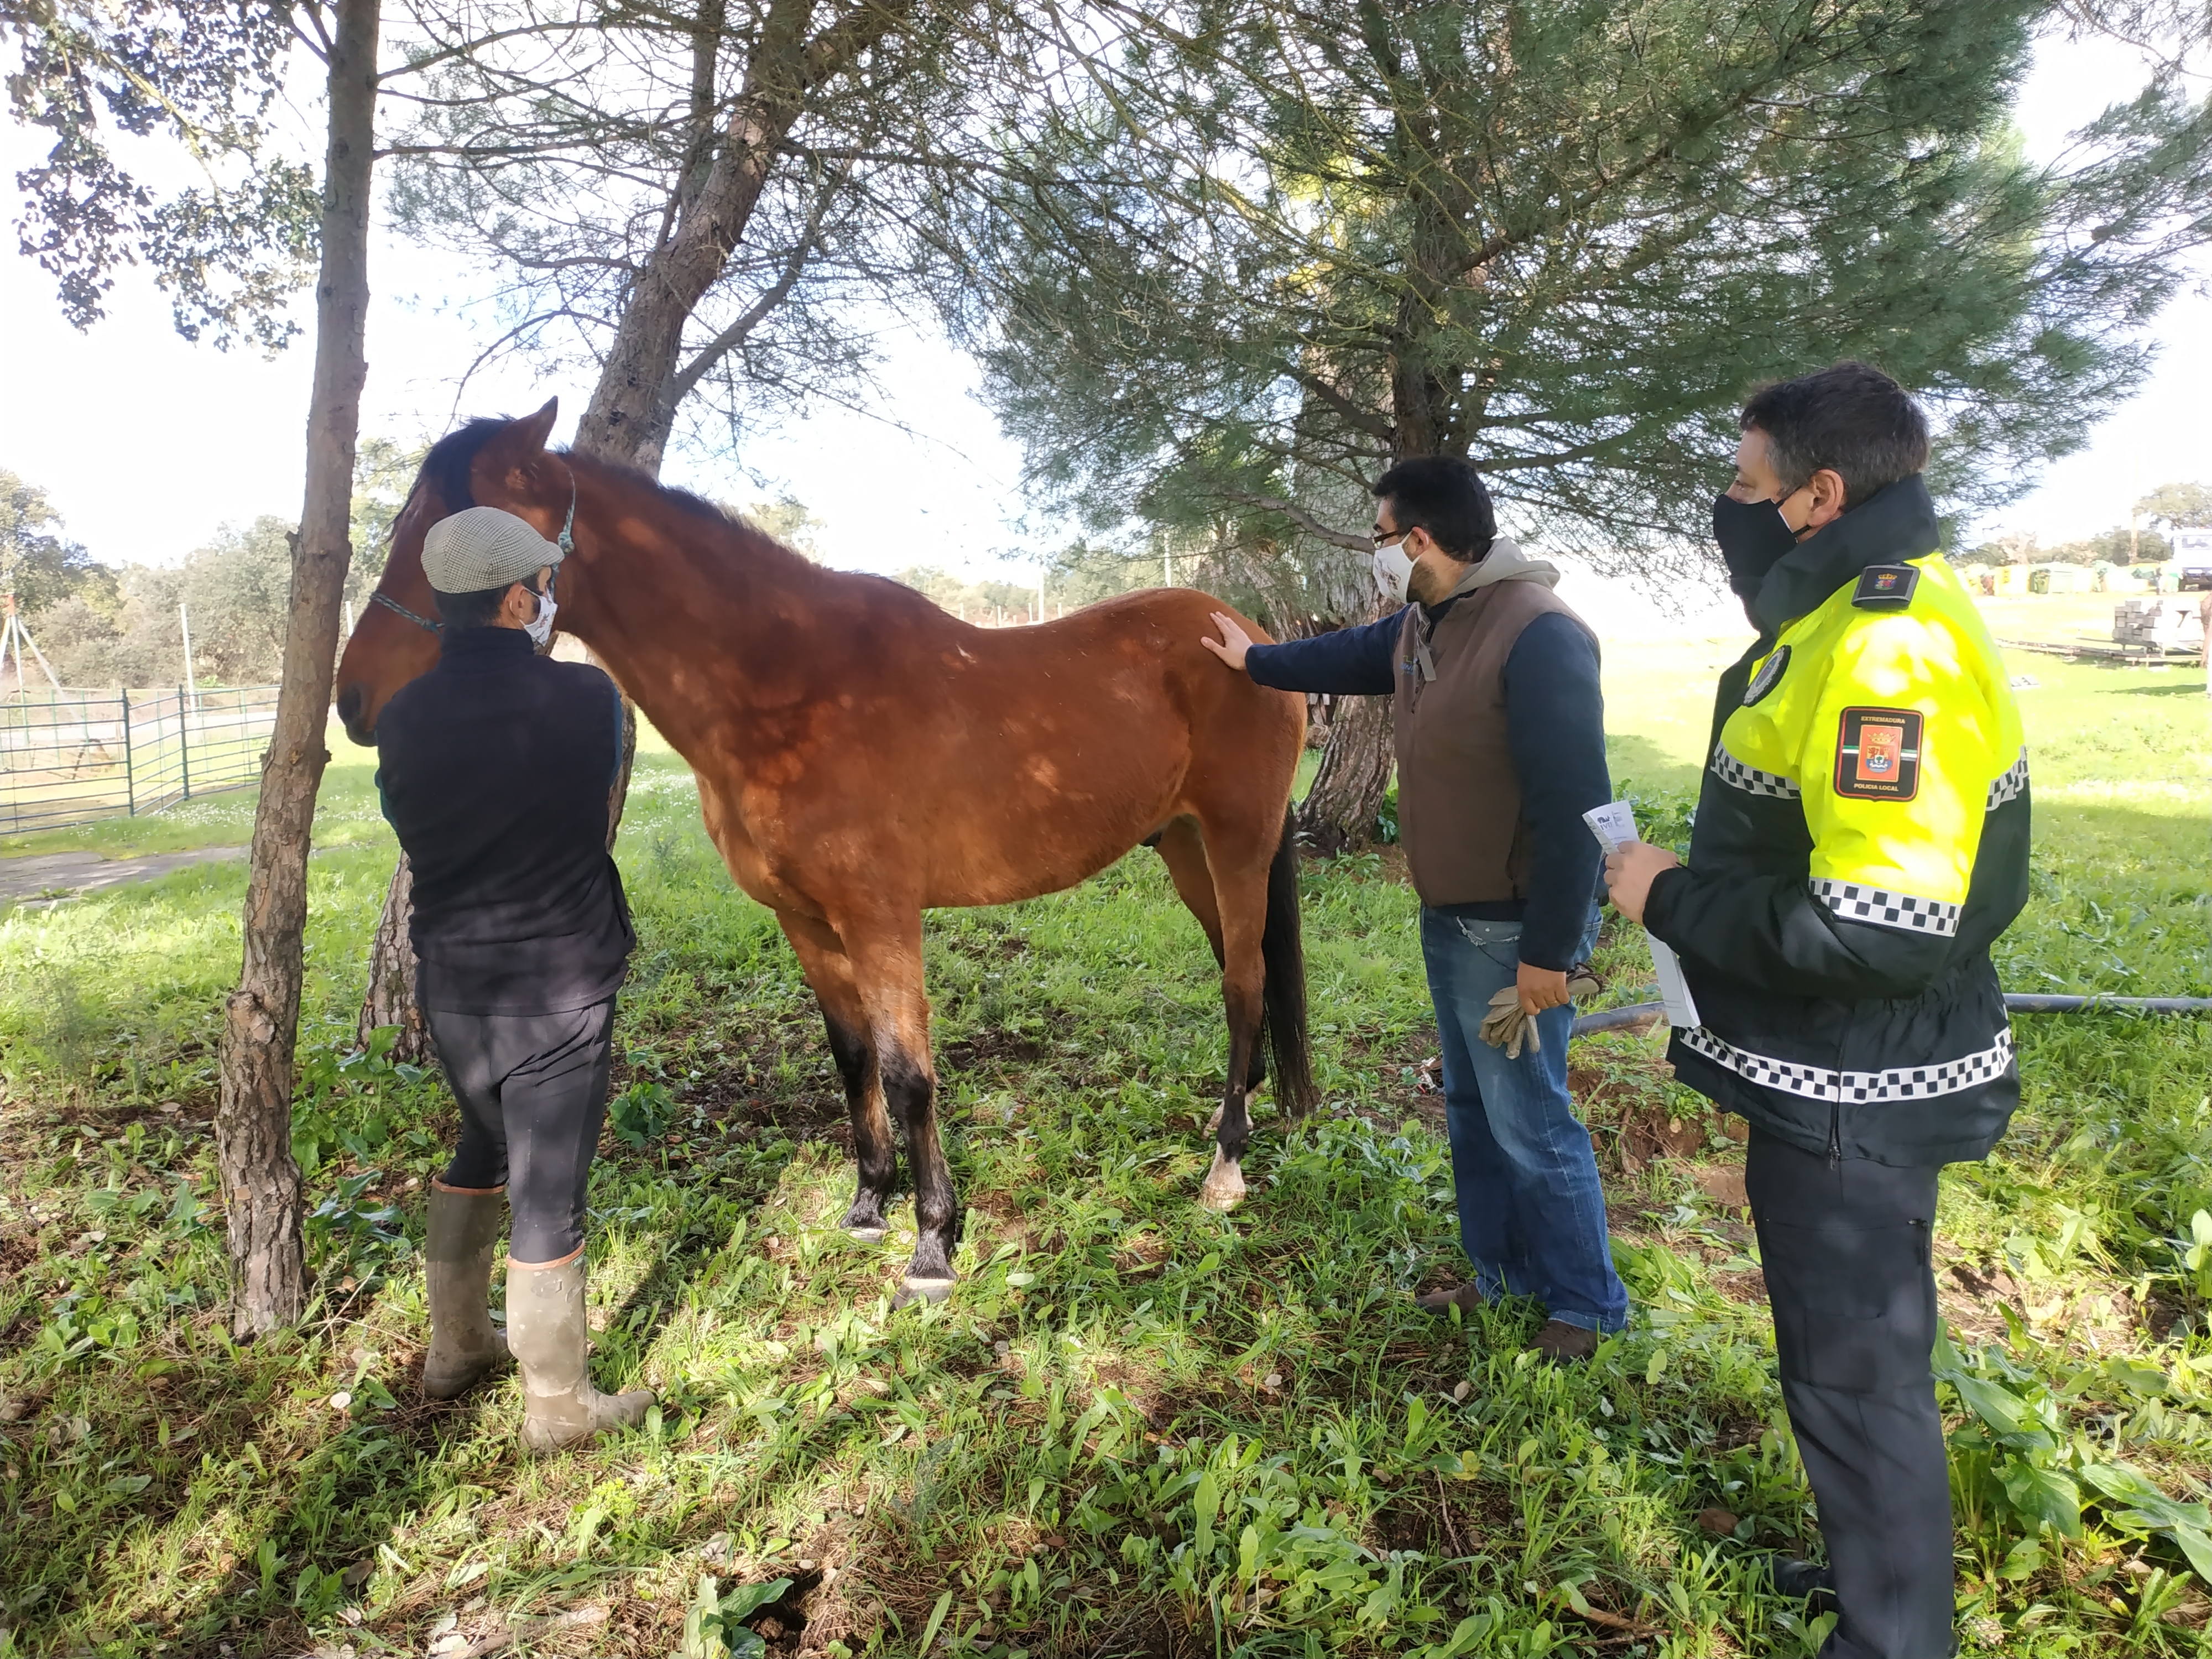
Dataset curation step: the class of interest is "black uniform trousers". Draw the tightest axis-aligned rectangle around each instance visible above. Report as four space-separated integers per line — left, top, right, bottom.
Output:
1745 1127 1954 1659
426 999 615 1265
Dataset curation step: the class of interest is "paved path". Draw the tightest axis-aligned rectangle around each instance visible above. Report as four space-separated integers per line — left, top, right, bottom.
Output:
0 846 249 906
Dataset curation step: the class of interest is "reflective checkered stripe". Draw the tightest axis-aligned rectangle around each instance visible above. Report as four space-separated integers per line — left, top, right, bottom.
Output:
1709 740 1800 799
1811 878 1961 936
1987 749 2030 811
1678 1024 2013 1102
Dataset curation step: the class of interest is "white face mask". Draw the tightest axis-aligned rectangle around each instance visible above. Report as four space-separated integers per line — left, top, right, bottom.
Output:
1372 532 1417 606
522 578 558 648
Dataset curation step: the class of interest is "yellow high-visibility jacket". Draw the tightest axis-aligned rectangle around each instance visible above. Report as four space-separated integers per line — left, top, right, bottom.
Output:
1645 475 2030 1166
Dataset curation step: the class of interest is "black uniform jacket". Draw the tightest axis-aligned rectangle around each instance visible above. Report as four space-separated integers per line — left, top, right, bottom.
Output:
1644 478 2031 1167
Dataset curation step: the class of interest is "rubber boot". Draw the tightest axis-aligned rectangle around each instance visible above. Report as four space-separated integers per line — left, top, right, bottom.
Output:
507 1252 655 1453
421 1185 510 1399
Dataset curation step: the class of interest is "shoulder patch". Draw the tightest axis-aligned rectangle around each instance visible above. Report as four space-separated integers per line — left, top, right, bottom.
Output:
1743 644 1790 706
1851 564 1919 609
1834 707 1922 801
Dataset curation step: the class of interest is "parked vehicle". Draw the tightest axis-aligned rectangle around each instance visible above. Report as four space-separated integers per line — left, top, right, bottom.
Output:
2173 527 2212 592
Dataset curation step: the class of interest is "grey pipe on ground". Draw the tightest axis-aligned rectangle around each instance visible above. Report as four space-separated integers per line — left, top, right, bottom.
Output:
1570 994 2212 1039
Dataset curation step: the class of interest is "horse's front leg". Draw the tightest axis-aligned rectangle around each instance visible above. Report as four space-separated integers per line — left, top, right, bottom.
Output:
777 912 897 1240
1199 866 1270 1213
1200 1021 1259 1211
838 909 959 1306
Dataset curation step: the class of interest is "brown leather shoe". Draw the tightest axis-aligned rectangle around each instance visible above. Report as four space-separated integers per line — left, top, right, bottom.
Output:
1530 1319 1599 1364
1414 1283 1486 1316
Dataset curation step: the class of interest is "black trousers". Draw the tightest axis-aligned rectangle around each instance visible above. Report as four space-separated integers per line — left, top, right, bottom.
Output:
426 999 615 1264
1745 1128 1954 1659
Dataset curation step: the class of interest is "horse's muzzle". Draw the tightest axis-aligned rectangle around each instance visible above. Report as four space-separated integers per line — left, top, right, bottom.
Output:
335 685 375 746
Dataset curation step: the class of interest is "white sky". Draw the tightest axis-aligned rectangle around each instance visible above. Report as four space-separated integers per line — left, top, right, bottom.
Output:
0 24 2203 581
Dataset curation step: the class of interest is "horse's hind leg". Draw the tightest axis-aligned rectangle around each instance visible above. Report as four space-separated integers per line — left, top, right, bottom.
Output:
778 912 897 1240
838 910 959 1306
1160 819 1266 1211
1155 818 1269 1104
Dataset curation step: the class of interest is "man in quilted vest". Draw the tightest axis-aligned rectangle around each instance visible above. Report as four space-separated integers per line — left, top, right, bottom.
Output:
1203 456 1626 1363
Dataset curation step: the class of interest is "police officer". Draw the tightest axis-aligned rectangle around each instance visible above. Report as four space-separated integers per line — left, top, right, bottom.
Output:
377 505 651 1453
1605 362 2029 1659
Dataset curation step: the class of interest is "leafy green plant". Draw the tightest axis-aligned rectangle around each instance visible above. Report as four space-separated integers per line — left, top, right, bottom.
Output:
1616 781 1698 858
610 1079 678 1149
30 1290 142 1373
1936 1329 2212 1581
305 1170 407 1282
674 1575 791 1659
2180 1209 2212 1304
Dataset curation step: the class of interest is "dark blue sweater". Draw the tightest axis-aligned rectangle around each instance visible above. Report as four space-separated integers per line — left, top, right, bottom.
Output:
1248 606 1609 970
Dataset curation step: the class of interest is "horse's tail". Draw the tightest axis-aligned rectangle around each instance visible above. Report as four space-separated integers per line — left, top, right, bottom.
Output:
1261 805 1317 1119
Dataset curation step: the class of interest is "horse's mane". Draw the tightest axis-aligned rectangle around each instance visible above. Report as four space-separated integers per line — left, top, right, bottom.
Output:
410 414 830 583
575 453 742 533
416 416 510 511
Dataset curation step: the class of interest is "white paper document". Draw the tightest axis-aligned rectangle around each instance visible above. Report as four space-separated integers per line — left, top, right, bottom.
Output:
1584 802 1702 1031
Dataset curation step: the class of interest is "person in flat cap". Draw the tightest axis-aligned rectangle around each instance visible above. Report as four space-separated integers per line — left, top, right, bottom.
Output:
374 505 649 1452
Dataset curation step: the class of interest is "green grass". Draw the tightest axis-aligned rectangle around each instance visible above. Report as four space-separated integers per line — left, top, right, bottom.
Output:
0 640 2208 1658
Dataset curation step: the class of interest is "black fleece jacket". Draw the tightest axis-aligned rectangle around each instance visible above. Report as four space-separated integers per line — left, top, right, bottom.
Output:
375 627 634 1015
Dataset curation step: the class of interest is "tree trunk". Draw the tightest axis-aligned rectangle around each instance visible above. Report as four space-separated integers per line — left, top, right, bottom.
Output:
357 854 430 1062
216 0 380 1339
609 679 639 829
572 0 912 471
1295 688 1394 856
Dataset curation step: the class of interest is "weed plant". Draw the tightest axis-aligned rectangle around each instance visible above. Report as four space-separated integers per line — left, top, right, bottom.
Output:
0 650 2206 1658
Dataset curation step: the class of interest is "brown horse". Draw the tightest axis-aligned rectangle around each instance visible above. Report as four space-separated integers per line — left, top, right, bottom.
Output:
335 400 1315 1305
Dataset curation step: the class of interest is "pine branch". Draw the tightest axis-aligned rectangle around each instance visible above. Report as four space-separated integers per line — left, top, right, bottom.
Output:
1217 490 1368 553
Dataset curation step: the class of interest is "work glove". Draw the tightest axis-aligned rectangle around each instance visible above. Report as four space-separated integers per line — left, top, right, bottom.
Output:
1479 986 1538 1058
1478 963 1605 1059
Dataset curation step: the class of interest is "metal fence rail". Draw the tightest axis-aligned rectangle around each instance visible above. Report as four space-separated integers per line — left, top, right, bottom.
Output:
0 685 281 836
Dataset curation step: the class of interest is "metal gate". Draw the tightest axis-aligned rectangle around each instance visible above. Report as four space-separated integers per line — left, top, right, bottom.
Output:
0 686 281 836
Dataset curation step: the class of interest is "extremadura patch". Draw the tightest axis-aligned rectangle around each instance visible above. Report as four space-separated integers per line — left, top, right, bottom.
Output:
1743 644 1790 705
1852 564 1919 609
1835 707 1922 800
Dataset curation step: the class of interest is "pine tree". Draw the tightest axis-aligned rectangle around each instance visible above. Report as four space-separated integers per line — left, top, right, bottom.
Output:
942 0 2211 847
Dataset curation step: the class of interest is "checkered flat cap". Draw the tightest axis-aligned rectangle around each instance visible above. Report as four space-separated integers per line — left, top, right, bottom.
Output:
421 506 564 594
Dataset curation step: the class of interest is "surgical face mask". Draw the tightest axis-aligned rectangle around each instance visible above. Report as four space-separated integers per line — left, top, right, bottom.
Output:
1711 492 1799 600
521 573 559 648
1372 532 1417 606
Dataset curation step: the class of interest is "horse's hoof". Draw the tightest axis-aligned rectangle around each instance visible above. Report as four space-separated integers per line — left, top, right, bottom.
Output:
1197 1165 1246 1210
1198 1146 1245 1211
1204 1104 1225 1134
843 1224 888 1244
893 1276 957 1310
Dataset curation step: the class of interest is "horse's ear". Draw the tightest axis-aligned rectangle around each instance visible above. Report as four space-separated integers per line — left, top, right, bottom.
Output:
511 398 560 457
471 399 564 498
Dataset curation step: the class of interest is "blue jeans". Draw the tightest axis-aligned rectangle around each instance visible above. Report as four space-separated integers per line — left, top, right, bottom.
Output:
1420 909 1629 1334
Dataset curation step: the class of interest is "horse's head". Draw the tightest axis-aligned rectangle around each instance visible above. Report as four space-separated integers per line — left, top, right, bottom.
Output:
335 398 574 744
